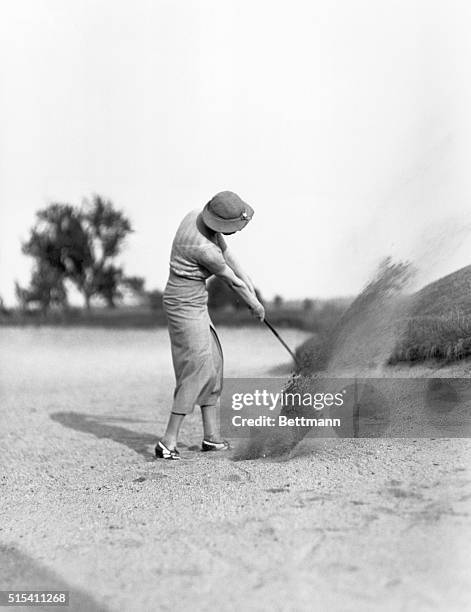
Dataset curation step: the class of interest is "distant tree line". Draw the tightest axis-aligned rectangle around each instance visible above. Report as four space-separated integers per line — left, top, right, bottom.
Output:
207 277 264 311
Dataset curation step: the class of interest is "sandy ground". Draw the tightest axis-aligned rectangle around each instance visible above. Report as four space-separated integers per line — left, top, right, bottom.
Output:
1 327 470 612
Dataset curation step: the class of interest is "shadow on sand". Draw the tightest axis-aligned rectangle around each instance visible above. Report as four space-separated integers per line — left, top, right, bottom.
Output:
50 412 158 461
0 544 108 611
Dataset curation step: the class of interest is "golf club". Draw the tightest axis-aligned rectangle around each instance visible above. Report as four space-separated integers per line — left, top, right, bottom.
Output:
263 317 301 369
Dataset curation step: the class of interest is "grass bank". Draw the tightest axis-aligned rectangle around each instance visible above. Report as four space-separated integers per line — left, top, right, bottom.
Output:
388 313 471 363
0 303 346 332
0 307 168 328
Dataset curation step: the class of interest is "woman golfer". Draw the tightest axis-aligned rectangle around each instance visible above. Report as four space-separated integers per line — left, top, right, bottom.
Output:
156 191 265 460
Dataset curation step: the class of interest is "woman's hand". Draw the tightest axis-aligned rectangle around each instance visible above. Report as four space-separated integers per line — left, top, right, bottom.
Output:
250 302 265 322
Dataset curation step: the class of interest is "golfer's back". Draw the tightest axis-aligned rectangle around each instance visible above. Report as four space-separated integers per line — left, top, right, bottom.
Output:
169 210 225 281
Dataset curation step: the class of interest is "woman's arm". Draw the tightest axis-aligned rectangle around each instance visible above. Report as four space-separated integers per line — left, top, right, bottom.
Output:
223 248 256 295
215 264 265 321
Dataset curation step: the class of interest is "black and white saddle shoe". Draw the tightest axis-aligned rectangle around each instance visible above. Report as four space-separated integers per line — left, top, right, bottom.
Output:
155 441 181 460
201 439 230 452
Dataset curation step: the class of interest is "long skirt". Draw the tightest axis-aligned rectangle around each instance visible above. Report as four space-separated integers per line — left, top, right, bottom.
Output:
163 272 223 415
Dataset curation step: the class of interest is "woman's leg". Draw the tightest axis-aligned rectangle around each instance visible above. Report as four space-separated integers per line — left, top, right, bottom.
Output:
201 325 224 442
161 412 185 449
200 403 222 442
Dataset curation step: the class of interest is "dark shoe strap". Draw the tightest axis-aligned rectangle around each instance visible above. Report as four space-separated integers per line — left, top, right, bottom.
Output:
156 441 180 460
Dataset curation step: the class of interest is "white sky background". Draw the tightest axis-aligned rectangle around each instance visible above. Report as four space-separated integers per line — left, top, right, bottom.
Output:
1 0 470 305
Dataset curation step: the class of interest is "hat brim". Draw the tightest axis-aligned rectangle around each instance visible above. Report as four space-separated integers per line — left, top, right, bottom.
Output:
201 202 254 233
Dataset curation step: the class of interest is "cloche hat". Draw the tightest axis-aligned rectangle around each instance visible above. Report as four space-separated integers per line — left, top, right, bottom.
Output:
201 191 254 233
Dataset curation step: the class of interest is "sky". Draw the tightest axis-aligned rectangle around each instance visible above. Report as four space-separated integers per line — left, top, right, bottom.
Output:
1 0 470 305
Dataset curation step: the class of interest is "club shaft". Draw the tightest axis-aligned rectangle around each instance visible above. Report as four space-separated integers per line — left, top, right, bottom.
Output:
263 318 300 367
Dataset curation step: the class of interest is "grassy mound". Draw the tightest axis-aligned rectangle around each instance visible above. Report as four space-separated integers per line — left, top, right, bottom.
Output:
389 265 471 363
410 265 471 317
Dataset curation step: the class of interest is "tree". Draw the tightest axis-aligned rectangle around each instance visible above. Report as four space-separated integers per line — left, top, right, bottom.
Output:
15 262 68 313
303 298 314 311
21 195 133 309
22 203 91 309
273 295 284 309
0 295 8 315
22 203 89 279
79 195 133 308
123 276 146 296
93 265 124 308
147 288 164 311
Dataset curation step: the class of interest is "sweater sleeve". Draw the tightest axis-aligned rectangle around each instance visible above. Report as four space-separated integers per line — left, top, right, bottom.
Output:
197 244 227 276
